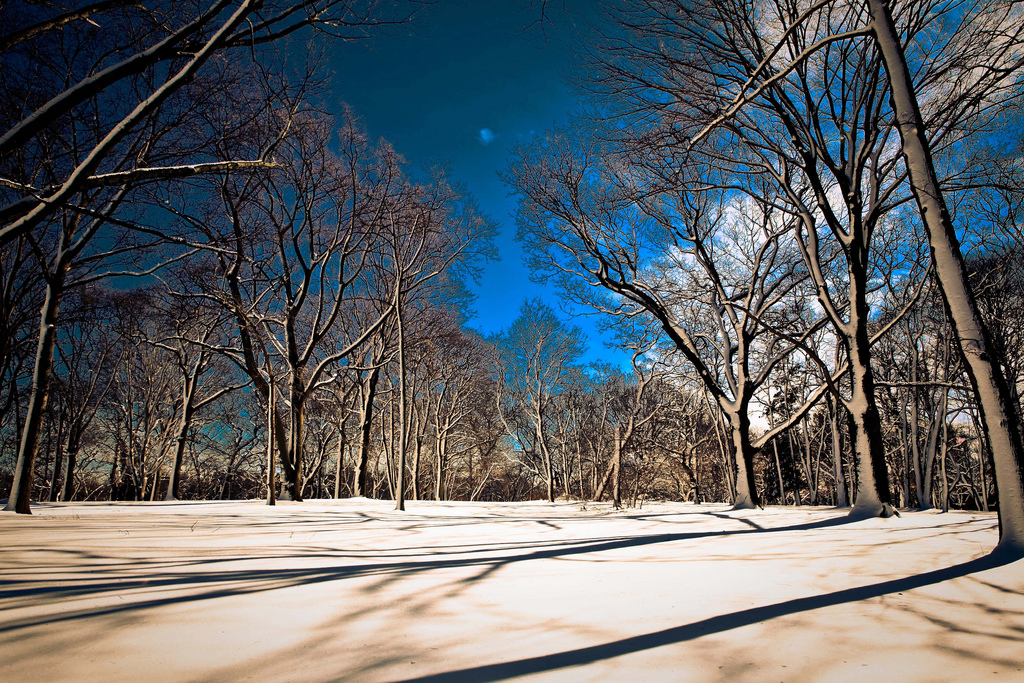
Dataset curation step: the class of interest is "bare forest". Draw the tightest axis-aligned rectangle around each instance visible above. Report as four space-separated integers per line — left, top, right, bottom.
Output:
3 0 1024 553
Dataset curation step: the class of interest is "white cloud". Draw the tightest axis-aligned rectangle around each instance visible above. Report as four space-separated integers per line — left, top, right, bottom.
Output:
478 128 495 145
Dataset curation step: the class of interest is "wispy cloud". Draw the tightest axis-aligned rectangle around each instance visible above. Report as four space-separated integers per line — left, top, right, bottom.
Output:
478 128 495 145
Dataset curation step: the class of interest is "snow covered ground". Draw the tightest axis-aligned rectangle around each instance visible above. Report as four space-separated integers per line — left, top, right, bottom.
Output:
1 499 1022 682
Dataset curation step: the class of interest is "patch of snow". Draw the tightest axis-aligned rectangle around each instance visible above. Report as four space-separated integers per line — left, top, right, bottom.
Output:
1 500 1020 681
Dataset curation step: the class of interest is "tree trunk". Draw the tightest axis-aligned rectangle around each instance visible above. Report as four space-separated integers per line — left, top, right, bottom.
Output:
333 418 346 499
165 379 197 501
536 409 554 502
920 387 948 510
869 0 1024 551
593 449 615 503
5 278 64 514
726 407 759 509
434 432 446 501
802 417 818 505
396 299 407 512
412 432 421 501
48 414 65 503
939 412 951 512
281 372 305 502
353 366 379 497
910 341 925 507
830 396 848 507
266 380 276 506
149 461 161 501
58 432 80 502
109 439 120 501
847 352 895 518
612 425 622 508
769 403 786 505
576 440 585 500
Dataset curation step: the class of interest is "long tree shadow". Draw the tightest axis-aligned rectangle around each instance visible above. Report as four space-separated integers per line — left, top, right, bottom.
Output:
393 549 1024 683
0 513 864 631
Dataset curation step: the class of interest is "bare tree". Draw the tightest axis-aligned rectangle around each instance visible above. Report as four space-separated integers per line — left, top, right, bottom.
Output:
145 292 248 500
48 287 122 502
495 298 587 502
509 130 815 508
621 0 1024 543
865 0 1024 548
373 168 497 510
189 113 395 500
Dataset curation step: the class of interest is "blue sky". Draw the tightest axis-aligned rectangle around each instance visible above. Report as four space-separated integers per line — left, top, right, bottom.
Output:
329 0 629 367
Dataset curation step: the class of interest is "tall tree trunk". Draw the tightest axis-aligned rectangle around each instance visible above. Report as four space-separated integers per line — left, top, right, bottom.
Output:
900 390 910 507
844 247 895 518
282 372 305 502
920 388 948 510
939 416 951 512
576 440 585 500
536 408 554 502
802 417 818 505
593 445 615 503
786 422 800 506
690 432 703 503
412 433 421 501
48 414 65 503
5 277 64 514
830 397 848 507
333 418 346 499
266 380 276 506
769 403 786 505
353 367 380 497
109 439 119 500
910 341 924 507
434 433 446 501
612 425 622 508
869 0 1024 550
165 377 197 501
58 431 80 502
396 300 407 512
149 460 161 501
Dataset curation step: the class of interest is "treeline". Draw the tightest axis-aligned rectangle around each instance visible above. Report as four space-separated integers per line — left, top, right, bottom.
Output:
1 289 736 506
2 267 1018 516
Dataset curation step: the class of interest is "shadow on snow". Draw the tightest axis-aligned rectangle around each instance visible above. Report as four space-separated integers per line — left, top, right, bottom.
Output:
394 549 1024 683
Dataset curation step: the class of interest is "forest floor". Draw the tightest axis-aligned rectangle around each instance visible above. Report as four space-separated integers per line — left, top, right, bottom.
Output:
1 499 1022 682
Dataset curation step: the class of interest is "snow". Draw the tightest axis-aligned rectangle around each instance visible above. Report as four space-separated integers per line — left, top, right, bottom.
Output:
1 499 1022 682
